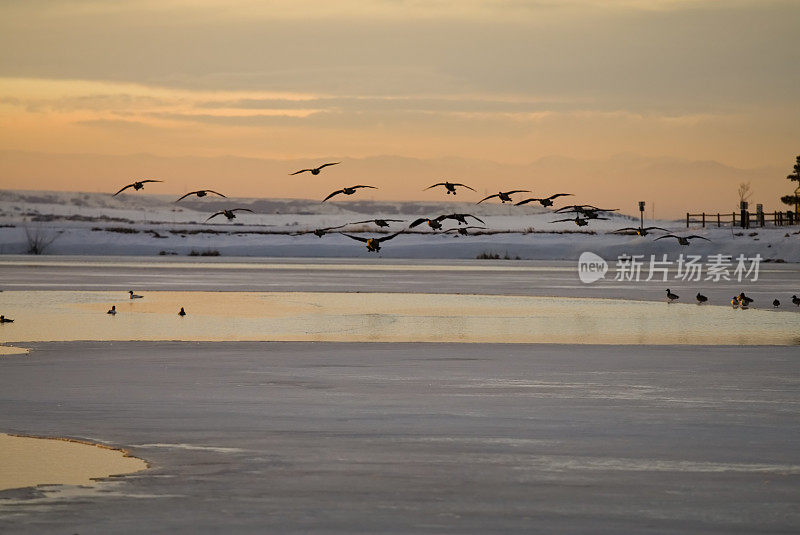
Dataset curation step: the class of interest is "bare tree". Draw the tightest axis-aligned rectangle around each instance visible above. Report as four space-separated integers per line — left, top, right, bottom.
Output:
737 182 753 204
23 225 62 255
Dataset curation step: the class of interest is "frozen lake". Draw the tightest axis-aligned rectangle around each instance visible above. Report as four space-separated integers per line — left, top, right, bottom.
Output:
1 256 799 533
1 341 799 533
1 290 798 345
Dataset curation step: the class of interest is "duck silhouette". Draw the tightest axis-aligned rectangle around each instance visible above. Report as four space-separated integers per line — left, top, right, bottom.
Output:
666 289 679 302
107 305 117 315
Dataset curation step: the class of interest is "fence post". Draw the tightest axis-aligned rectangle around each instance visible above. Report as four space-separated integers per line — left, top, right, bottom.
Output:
701 213 705 228
686 213 689 228
732 212 736 227
717 213 721 227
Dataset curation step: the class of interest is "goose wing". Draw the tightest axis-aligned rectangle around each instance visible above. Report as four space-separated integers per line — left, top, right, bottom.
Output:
476 194 499 204
424 183 446 190
322 189 345 202
687 235 710 241
290 168 312 175
409 218 430 228
231 208 254 214
205 190 227 197
550 218 577 223
175 191 199 202
376 232 403 243
504 190 530 195
352 185 377 190
318 162 340 170
644 227 670 232
139 179 163 184
205 211 225 222
613 227 638 232
113 183 135 196
514 198 541 206
341 233 369 243
547 193 573 200
654 234 679 241
452 183 476 191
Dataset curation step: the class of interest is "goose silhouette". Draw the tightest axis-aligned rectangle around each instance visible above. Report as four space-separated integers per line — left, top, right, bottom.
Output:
113 180 162 196
290 162 340 175
425 182 476 195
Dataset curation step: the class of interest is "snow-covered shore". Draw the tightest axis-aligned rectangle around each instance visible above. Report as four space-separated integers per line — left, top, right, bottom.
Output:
1 189 798 261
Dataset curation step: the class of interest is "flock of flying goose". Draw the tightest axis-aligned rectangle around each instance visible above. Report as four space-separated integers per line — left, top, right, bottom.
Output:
109 162 711 253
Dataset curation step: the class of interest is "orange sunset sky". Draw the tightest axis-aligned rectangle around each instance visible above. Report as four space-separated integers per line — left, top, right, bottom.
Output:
1 0 798 218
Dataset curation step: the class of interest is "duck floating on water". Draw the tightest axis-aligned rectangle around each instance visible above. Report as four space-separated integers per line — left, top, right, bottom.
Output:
0 315 14 323
129 290 143 299
107 305 117 315
178 307 186 317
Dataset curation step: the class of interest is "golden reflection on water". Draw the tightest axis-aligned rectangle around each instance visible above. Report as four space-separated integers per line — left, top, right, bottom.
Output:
0 291 798 345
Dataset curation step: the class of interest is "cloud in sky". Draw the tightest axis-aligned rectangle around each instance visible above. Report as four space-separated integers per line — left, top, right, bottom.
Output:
0 0 798 205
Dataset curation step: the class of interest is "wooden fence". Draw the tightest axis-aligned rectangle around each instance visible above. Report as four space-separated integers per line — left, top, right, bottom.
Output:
686 210 798 228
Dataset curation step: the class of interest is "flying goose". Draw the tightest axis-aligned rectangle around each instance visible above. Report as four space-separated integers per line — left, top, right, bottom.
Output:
442 213 485 226
205 208 254 222
476 190 530 204
0 315 14 323
322 185 377 202
550 215 608 227
666 289 679 302
107 305 117 315
555 205 619 219
424 182 476 195
349 219 405 228
175 190 226 202
515 193 573 207
613 226 670 236
696 293 708 304
654 234 711 246
409 215 448 230
113 179 163 196
341 232 402 253
290 162 340 175
445 226 486 236
129 290 143 299
309 224 347 237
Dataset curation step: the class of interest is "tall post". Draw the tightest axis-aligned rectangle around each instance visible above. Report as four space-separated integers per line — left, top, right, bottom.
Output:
740 201 748 229
638 201 645 230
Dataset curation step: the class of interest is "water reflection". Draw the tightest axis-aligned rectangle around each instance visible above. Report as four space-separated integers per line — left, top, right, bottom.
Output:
0 291 797 345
